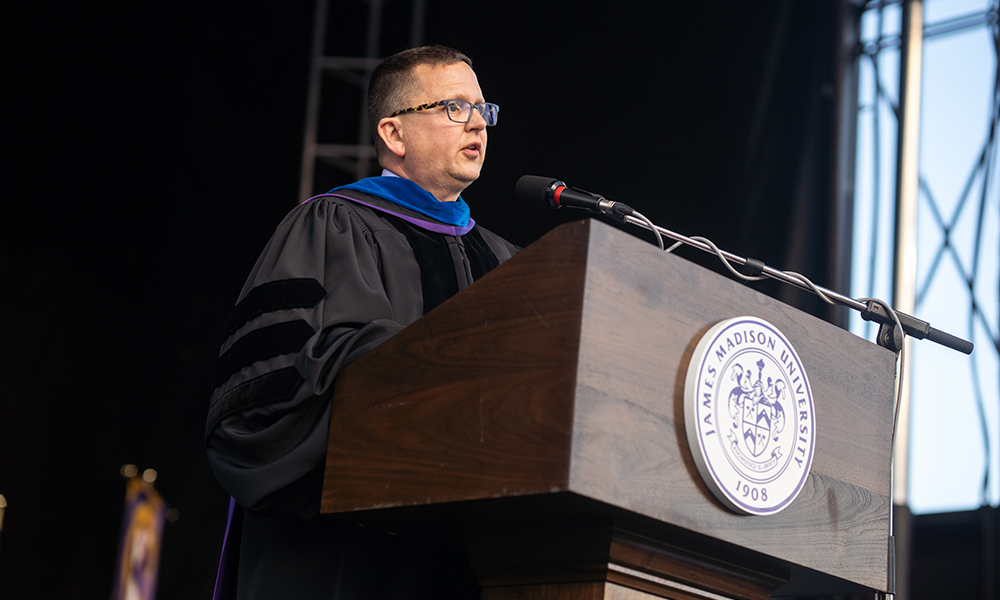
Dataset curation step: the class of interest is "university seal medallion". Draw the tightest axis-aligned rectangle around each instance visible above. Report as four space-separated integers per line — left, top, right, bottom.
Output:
684 316 815 515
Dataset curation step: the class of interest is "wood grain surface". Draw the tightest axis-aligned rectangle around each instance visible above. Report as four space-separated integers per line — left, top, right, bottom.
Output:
481 581 693 600
322 219 894 594
568 221 894 591
324 218 590 509
462 505 789 600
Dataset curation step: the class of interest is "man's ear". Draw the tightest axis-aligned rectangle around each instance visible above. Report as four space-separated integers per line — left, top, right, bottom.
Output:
376 117 406 158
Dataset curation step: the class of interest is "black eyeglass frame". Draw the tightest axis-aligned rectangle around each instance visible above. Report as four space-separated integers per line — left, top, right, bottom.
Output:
388 99 499 126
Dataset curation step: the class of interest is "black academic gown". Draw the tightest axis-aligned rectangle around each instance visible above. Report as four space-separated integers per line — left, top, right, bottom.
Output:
206 189 519 599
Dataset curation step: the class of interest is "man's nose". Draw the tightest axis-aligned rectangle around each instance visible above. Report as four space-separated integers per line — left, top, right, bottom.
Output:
467 107 487 130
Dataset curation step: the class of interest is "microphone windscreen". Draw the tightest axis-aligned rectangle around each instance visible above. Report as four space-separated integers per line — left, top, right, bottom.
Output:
515 175 562 209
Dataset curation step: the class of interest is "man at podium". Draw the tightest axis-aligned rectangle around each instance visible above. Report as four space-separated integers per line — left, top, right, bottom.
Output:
205 45 518 599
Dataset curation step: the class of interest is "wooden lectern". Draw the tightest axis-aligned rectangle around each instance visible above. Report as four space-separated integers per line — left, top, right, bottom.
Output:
322 220 895 600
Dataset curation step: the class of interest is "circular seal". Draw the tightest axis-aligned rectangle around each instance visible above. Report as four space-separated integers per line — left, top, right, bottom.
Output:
684 316 816 516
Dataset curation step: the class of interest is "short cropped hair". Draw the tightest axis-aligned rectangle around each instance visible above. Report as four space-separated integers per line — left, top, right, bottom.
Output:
367 45 473 160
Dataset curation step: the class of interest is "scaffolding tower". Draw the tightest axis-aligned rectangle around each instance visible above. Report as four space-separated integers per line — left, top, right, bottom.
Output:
299 0 426 201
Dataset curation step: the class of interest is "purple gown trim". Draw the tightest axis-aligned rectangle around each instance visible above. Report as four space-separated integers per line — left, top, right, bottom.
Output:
304 193 476 236
212 497 242 600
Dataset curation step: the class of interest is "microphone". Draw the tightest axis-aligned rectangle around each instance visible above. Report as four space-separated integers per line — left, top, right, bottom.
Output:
515 175 634 217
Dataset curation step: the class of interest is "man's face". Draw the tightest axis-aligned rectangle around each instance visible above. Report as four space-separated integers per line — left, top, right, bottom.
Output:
395 62 488 201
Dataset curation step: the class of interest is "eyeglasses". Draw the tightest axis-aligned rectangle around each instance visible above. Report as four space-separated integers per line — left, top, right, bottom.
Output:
389 99 499 126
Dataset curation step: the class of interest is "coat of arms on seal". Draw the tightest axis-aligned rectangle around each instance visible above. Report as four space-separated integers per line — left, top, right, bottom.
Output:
684 316 815 515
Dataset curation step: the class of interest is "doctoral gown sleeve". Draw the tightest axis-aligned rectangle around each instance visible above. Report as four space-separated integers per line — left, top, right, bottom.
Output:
205 198 422 519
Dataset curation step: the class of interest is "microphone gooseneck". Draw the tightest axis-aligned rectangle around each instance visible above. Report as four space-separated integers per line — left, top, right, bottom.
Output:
512 174 973 357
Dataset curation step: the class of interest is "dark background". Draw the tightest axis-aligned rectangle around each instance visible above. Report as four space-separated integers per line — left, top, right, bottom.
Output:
0 1 913 598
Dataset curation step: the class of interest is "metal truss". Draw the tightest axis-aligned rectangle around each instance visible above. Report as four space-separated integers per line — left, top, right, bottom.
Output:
856 0 1000 506
299 0 426 201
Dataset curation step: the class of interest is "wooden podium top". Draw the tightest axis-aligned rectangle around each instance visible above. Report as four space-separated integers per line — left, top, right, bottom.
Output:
322 219 895 596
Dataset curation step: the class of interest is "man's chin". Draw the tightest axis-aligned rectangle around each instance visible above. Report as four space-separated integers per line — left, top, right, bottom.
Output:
454 167 482 186
468 161 485 179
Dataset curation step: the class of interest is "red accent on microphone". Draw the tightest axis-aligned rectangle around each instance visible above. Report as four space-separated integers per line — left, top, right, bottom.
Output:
553 185 566 207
